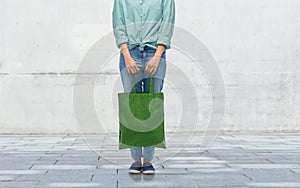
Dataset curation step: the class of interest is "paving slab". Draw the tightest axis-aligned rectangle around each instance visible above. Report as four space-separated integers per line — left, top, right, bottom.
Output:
0 181 39 188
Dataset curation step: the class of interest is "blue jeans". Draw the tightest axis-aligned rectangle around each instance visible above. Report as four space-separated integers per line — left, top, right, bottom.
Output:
119 45 167 161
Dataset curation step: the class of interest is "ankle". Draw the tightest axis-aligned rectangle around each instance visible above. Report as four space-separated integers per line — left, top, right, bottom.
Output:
134 158 142 163
143 160 152 164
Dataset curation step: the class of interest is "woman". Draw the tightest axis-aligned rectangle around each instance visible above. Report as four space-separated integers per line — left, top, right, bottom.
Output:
112 0 175 174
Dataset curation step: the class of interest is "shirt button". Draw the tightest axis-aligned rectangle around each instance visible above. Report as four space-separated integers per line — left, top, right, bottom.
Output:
138 46 144 51
140 0 142 3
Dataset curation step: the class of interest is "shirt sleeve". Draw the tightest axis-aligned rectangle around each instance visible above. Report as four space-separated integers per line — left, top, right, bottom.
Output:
112 0 128 49
157 0 175 50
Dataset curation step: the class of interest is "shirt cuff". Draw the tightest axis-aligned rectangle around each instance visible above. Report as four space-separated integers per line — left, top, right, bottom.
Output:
157 40 170 50
116 37 129 49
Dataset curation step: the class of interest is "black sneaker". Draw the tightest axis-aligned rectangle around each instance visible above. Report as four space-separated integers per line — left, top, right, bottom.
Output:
142 162 155 175
129 161 142 174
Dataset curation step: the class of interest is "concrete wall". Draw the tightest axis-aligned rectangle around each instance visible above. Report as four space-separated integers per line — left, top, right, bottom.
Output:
0 0 299 134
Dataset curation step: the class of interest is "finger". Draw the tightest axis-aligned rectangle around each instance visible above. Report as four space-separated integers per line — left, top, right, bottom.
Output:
152 68 157 75
146 64 153 73
132 65 137 74
134 65 140 72
149 67 154 75
135 66 140 74
131 67 137 74
151 68 157 75
126 65 131 74
149 69 153 75
150 65 156 74
145 64 149 73
128 67 133 75
131 67 136 75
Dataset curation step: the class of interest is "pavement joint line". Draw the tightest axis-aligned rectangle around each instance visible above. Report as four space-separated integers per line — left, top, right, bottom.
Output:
28 164 34 170
242 173 253 181
90 173 94 182
266 159 275 164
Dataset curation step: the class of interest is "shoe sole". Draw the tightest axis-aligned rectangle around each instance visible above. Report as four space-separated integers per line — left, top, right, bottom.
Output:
129 169 142 174
143 170 155 175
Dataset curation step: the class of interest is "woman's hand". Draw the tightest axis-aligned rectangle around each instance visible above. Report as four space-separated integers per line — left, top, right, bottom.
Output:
120 43 140 75
125 56 140 75
145 56 161 76
145 44 166 76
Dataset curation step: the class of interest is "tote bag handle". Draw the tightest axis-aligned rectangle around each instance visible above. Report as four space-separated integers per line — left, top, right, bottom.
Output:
131 76 154 93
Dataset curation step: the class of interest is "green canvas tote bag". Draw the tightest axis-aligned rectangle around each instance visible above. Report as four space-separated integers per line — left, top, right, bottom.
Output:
118 76 166 149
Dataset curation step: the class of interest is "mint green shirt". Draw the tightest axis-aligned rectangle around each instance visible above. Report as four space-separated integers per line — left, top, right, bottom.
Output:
112 0 175 52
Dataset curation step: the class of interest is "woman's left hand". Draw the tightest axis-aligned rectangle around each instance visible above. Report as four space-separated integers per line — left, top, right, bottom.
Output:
145 56 161 76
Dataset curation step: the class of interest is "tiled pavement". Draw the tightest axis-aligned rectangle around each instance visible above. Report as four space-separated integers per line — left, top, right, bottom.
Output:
0 132 300 188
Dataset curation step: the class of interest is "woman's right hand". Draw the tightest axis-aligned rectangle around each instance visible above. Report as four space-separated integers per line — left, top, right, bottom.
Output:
125 56 140 75
120 43 140 75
